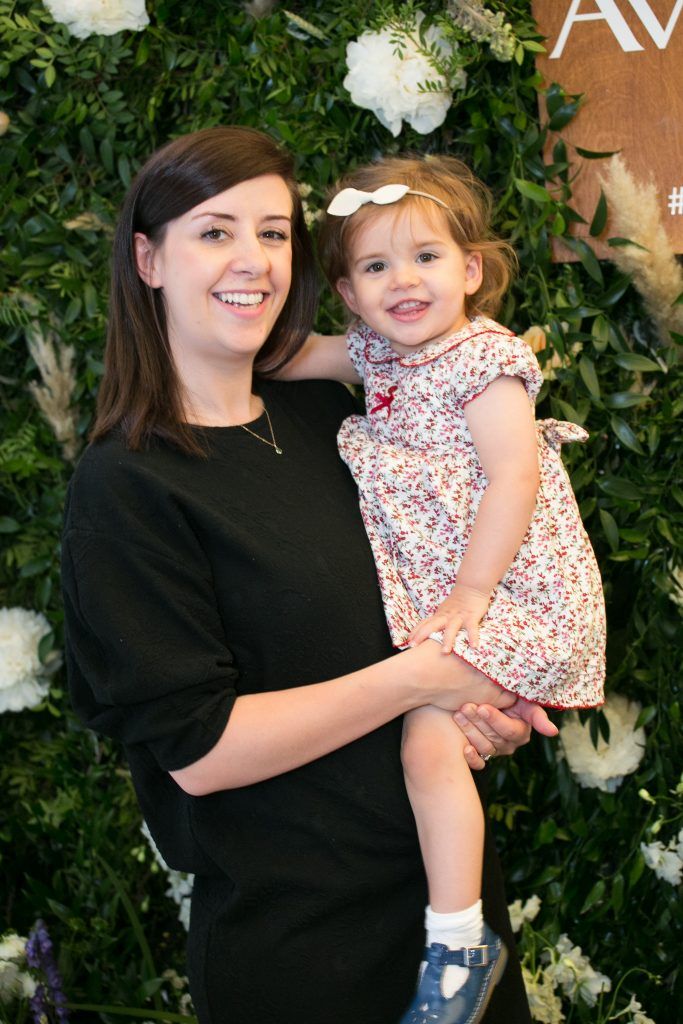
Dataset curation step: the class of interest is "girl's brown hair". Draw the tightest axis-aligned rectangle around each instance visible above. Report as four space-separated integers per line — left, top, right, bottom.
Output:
318 155 516 319
92 125 318 454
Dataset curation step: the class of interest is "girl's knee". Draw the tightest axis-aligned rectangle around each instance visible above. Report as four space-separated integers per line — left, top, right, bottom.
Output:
401 708 466 784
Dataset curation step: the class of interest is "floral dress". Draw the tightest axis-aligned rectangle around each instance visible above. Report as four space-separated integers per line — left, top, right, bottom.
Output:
338 317 605 709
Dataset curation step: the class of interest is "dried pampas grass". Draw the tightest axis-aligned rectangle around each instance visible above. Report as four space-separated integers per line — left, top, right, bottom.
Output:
600 155 683 340
25 324 80 462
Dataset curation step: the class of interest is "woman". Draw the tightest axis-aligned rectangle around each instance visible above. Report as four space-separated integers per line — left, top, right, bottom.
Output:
61 126 556 1024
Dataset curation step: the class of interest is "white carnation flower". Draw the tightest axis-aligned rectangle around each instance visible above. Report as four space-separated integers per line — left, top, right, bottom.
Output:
522 965 565 1023
559 694 645 792
544 934 611 1007
640 839 683 886
0 606 57 713
508 894 541 932
344 16 459 137
0 932 36 1000
44 0 149 40
141 821 194 931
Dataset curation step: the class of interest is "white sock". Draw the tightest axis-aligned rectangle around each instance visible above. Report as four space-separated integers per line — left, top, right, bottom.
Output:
423 901 484 998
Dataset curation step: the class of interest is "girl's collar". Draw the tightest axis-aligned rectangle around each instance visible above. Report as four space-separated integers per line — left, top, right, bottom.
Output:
359 316 513 367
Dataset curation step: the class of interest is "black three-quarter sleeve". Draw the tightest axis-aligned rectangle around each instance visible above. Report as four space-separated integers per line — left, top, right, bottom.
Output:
62 440 239 772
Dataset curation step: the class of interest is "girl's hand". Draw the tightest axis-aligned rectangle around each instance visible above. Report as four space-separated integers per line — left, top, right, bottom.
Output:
407 583 492 653
458 697 559 770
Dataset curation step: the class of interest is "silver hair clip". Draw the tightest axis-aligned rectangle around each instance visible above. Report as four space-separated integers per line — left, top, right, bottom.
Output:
327 183 449 217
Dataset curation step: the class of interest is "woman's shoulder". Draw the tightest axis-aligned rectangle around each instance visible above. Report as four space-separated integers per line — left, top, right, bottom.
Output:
64 430 191 537
265 378 359 423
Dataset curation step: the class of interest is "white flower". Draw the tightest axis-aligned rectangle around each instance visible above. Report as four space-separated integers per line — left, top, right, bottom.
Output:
141 821 194 930
0 932 36 999
544 934 611 1007
508 894 541 932
343 16 460 137
522 965 565 1023
559 694 646 792
44 0 149 40
626 995 657 1024
0 606 57 713
676 827 683 860
640 839 683 886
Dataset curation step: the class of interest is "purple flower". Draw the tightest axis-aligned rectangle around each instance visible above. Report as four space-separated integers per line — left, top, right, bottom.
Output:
25 920 70 1022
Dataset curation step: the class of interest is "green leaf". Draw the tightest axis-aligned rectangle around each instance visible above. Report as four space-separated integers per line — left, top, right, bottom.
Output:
100 137 114 174
548 102 579 131
83 282 98 318
562 237 604 285
0 516 20 532
597 477 643 501
575 146 620 159
604 391 650 409
44 63 56 88
522 40 546 53
610 873 625 913
38 631 54 663
514 178 550 204
634 705 657 730
591 315 610 351
599 509 619 552
579 355 601 398
589 189 607 236
610 415 644 454
614 353 662 373
607 236 649 252
580 879 606 913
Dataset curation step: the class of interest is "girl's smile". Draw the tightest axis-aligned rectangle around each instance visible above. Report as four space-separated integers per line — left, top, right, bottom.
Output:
336 205 483 356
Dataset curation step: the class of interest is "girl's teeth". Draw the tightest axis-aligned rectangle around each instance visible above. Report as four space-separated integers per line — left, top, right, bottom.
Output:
394 300 423 311
216 292 264 306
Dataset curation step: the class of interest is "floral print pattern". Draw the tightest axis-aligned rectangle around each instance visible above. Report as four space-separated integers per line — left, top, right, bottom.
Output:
339 317 605 709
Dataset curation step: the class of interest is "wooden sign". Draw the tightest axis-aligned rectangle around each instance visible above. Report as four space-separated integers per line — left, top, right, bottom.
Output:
532 0 683 256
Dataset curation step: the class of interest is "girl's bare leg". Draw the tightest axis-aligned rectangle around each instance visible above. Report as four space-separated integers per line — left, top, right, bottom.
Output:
401 656 515 999
402 703 483 911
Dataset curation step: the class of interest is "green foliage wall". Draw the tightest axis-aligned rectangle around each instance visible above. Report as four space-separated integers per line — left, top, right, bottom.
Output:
1 1 681 1020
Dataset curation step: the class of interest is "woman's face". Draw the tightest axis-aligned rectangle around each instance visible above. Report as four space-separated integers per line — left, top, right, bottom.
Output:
135 174 293 375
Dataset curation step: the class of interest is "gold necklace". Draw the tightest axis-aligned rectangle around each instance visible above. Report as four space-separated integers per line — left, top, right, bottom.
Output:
239 404 283 455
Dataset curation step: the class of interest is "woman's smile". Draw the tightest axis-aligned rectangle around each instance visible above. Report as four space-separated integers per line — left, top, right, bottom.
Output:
136 173 293 367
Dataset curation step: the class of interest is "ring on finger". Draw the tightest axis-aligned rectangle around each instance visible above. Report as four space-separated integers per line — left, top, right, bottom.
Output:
481 752 495 763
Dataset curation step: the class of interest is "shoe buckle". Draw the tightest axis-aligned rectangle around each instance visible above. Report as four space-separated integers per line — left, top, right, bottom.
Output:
462 944 490 967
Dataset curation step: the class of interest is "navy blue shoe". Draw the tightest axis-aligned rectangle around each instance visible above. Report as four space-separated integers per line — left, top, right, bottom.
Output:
398 924 508 1024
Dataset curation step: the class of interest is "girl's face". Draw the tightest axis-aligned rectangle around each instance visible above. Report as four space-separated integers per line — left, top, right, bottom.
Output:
134 174 293 376
336 204 483 355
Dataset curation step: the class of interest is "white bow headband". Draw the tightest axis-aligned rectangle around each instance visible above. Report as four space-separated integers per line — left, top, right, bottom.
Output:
326 183 450 217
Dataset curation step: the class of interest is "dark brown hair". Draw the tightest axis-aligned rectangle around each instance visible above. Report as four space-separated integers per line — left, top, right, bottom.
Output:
318 155 516 318
92 125 318 453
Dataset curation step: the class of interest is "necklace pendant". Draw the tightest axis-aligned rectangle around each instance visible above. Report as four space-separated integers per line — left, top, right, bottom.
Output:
275 446 283 455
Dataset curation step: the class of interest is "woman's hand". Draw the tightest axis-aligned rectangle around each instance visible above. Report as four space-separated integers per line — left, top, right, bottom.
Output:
406 583 492 653
459 697 559 770
401 640 516 713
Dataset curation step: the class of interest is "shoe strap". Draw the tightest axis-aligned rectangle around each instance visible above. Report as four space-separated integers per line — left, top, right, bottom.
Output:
423 941 499 968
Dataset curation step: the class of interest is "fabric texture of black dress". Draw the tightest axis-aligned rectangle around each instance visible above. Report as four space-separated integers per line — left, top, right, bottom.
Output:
61 379 531 1024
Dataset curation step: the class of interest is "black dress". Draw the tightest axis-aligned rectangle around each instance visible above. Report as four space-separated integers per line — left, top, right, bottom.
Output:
61 379 531 1024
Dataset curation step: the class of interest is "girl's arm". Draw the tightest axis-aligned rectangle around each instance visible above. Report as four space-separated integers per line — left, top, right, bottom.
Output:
408 375 540 652
276 332 362 385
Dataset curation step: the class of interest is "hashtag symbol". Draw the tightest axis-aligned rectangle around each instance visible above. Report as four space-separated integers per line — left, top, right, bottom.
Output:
668 186 683 215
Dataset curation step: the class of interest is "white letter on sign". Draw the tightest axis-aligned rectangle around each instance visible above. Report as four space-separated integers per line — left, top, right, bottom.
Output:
550 0 644 58
627 0 683 49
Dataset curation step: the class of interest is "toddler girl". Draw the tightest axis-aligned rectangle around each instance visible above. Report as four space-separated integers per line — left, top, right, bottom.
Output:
283 156 605 1024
